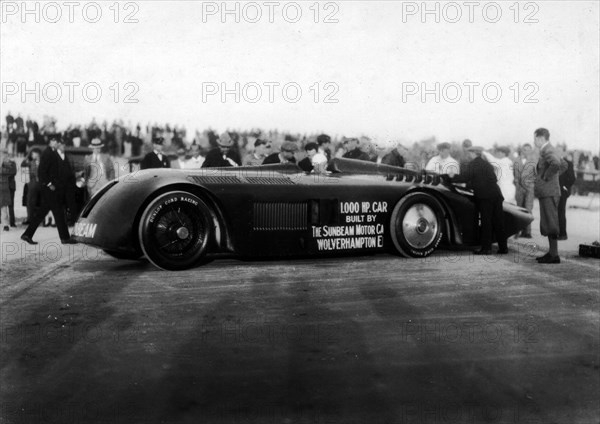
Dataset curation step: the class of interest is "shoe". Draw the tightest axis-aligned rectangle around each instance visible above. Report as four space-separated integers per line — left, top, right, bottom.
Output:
557 235 568 241
51 222 57 228
61 238 77 245
20 234 38 245
520 234 533 239
536 253 551 262
538 255 560 264
3 226 9 231
497 248 509 254
10 224 16 228
473 249 492 255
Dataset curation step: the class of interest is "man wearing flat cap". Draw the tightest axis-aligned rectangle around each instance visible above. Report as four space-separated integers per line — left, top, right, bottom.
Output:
141 137 170 170
426 142 460 177
445 145 508 255
262 141 298 165
202 132 241 168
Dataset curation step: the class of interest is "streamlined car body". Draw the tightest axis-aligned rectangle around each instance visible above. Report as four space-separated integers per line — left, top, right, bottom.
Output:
72 158 533 270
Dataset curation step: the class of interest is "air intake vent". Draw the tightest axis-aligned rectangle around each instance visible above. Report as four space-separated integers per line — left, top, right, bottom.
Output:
253 202 307 231
188 176 241 185
245 177 294 185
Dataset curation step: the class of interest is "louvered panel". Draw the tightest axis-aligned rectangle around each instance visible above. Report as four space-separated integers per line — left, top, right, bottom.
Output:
253 202 307 231
188 176 241 185
245 177 294 185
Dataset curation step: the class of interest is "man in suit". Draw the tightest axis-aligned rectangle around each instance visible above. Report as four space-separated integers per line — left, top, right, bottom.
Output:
342 138 370 161
84 138 115 197
558 151 576 240
513 143 536 238
140 137 170 170
446 146 508 255
21 136 77 245
202 132 241 168
262 141 298 165
533 128 568 264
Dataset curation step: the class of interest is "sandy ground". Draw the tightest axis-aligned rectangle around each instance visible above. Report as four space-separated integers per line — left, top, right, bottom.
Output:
0 161 599 424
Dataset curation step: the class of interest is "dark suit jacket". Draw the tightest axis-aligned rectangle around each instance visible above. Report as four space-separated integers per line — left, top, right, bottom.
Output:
534 143 567 198
381 149 406 168
38 148 75 191
298 157 313 173
140 151 170 170
343 148 370 161
559 159 576 194
450 156 503 200
262 153 296 165
202 148 241 168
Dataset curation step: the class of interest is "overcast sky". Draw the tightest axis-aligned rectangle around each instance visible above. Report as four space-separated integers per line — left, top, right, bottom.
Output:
1 1 599 150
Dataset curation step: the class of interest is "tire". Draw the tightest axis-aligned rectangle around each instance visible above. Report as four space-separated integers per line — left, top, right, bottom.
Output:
390 192 444 258
138 191 213 270
103 249 142 260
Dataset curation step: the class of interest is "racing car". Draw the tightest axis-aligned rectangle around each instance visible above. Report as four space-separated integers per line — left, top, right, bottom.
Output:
72 158 533 270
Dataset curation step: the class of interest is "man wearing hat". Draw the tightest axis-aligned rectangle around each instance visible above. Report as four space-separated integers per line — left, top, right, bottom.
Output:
426 142 460 177
262 141 298 165
21 135 77 245
446 145 508 255
202 132 241 168
140 137 170 170
84 138 115 197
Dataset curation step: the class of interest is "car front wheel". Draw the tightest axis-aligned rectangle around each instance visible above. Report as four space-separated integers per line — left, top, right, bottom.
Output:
390 192 444 258
138 191 212 270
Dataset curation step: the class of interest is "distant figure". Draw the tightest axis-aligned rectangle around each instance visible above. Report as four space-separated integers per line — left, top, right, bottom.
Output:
185 145 205 169
316 134 332 161
342 138 369 161
1 148 17 231
513 143 536 238
262 141 298 165
202 132 241 168
242 138 272 166
170 148 188 169
140 137 170 170
382 142 407 168
533 128 568 264
298 142 318 173
84 138 115 197
426 142 460 176
448 146 507 255
558 152 576 240
21 148 42 225
458 139 473 173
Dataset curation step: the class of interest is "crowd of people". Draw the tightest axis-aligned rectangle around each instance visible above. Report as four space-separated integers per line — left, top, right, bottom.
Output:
1 113 598 262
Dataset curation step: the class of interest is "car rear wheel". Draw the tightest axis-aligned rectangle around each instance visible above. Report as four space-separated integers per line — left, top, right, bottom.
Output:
138 191 212 270
390 192 443 257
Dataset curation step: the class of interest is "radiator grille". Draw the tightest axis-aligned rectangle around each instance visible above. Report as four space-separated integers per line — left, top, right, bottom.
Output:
188 176 241 185
253 202 307 231
245 177 294 185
